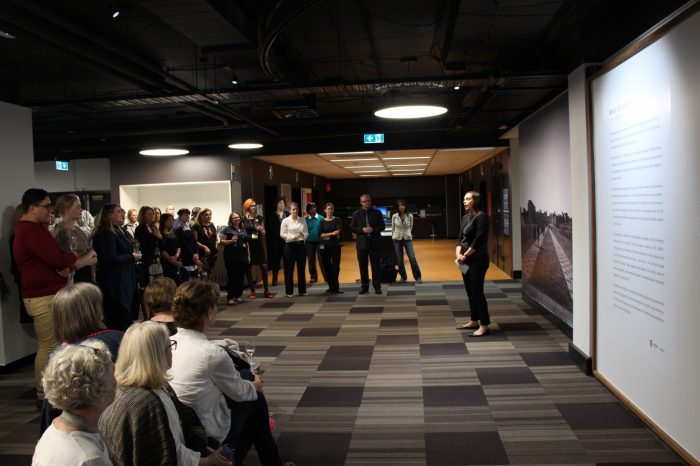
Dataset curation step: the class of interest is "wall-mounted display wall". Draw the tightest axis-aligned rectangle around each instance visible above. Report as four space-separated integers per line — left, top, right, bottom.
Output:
590 4 700 462
518 93 573 326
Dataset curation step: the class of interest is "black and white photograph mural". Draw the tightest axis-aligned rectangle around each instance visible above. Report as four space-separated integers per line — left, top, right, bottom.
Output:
519 93 573 325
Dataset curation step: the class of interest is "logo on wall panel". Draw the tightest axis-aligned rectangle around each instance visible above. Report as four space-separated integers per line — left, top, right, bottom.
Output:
363 133 384 144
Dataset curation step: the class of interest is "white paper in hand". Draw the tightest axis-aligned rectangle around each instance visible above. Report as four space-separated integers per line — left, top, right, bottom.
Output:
455 259 469 274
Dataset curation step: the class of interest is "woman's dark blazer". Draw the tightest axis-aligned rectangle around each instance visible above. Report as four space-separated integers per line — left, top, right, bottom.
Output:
93 228 138 311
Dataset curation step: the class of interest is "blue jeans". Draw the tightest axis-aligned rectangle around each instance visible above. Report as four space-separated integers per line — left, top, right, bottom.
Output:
393 239 422 281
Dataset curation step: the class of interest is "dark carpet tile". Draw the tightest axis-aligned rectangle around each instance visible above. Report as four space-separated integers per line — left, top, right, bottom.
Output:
326 295 358 302
500 287 522 293
423 385 487 407
485 292 507 298
498 321 544 331
387 290 416 296
210 319 238 328
16 388 36 400
451 310 470 317
325 345 375 358
218 327 264 337
425 432 508 465
275 313 313 321
462 330 509 342
254 345 286 357
297 386 365 408
349 306 384 314
260 302 293 308
379 318 419 327
276 432 351 465
521 351 573 366
375 334 419 345
476 367 538 385
389 281 414 286
442 284 465 290
557 402 645 429
0 455 33 466
420 342 468 356
297 327 341 337
417 299 449 306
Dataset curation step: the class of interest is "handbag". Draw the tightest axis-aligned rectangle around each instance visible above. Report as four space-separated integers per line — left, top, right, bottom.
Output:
148 244 164 281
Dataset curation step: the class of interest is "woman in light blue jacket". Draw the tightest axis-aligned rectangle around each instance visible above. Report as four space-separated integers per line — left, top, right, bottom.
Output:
391 199 422 283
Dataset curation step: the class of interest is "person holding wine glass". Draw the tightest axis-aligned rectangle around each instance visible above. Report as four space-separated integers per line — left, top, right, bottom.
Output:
53 194 93 283
92 204 142 331
242 199 272 299
220 212 250 305
192 208 218 279
244 340 256 368
135 206 163 291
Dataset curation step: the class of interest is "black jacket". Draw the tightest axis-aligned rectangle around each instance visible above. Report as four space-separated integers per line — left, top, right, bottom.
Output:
350 207 385 250
456 210 489 258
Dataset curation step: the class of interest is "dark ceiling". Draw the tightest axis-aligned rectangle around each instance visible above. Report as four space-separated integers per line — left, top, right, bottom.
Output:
0 0 690 161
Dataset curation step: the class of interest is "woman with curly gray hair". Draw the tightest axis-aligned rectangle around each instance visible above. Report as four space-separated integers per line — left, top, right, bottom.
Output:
32 339 116 465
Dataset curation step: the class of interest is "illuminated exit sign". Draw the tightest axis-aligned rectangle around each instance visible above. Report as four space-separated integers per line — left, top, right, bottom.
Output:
363 133 384 144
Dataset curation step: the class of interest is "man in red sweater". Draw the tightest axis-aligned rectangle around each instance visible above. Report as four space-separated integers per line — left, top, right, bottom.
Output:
13 188 97 402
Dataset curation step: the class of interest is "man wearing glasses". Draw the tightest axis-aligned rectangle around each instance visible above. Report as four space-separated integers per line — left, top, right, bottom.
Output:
12 188 97 404
350 193 386 294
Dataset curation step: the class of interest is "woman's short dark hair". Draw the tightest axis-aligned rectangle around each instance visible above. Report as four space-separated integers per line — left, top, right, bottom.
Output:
172 280 220 329
466 191 481 209
159 213 174 233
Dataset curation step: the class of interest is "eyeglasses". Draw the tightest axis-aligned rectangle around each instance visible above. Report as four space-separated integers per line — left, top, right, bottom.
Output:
168 339 177 351
34 203 52 211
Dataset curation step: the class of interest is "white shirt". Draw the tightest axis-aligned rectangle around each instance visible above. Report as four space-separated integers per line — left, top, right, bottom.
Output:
169 328 258 442
154 388 201 466
391 213 414 241
33 424 112 466
280 216 308 242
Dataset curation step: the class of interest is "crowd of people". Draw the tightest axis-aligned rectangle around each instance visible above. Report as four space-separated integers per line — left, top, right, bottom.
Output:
10 187 492 465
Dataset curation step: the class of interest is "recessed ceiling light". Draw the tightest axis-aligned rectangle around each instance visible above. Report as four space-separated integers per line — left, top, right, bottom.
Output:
453 86 460 90
228 143 263 149
0 30 16 39
386 163 427 167
381 156 431 160
393 172 424 176
139 148 189 157
375 105 447 119
343 165 384 169
439 147 495 151
319 151 375 155
360 174 383 177
353 170 388 173
330 158 378 162
390 168 426 172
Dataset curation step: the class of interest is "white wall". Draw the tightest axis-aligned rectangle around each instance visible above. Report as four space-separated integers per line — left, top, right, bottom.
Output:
0 101 39 366
568 65 593 357
35 158 110 192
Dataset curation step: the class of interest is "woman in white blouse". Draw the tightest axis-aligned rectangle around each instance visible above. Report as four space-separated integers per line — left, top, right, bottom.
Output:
391 199 423 283
169 280 281 466
279 202 308 297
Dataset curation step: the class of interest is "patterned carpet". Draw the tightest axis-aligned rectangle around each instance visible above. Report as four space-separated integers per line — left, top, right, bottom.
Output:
0 280 685 465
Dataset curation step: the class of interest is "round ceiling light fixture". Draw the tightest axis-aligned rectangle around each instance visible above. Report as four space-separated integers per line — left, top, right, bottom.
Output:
228 142 263 149
139 148 189 157
374 105 447 119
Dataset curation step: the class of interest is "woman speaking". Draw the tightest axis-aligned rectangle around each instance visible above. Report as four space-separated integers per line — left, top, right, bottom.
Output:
455 191 491 337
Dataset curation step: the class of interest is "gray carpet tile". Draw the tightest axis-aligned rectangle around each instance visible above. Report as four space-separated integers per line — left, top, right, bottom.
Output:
0 280 686 466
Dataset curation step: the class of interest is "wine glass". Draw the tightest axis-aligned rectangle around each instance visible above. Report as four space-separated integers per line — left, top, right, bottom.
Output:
70 234 78 253
245 340 256 367
134 239 142 265
251 218 259 239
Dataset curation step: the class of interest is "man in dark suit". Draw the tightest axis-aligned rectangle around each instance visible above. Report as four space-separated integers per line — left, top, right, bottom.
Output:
350 193 386 294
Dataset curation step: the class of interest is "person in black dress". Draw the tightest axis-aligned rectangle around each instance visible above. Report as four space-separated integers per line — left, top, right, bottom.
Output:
220 212 250 305
134 206 162 291
158 213 184 285
350 194 386 294
173 208 202 282
455 191 491 337
92 204 142 331
192 208 218 278
242 199 272 298
266 197 288 286
319 203 343 294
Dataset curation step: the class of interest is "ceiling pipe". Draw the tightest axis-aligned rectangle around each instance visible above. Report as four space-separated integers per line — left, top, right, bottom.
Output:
0 0 277 135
